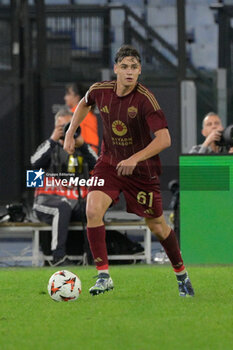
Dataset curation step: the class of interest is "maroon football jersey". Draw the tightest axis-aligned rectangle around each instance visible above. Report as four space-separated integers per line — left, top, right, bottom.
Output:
85 80 168 179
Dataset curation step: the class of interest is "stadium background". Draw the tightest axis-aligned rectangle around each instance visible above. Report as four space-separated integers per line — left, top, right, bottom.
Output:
1 0 232 208
0 1 233 349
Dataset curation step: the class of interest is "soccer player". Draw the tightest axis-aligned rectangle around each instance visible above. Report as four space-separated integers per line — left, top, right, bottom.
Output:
64 45 194 297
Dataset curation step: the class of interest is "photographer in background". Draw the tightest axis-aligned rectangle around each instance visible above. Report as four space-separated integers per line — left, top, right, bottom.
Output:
30 107 97 266
189 112 233 154
64 83 99 154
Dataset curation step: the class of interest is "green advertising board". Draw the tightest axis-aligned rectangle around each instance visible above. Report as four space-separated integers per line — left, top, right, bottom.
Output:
180 155 233 264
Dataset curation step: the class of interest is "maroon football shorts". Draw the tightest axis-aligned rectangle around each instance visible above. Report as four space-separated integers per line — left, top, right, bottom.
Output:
88 160 163 218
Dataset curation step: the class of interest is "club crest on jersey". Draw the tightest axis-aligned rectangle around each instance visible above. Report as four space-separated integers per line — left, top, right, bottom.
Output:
112 120 128 136
128 106 138 119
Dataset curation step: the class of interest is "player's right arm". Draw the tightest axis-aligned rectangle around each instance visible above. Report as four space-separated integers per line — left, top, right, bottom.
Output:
64 97 91 154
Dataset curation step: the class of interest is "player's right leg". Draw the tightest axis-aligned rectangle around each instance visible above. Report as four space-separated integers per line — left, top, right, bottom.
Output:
86 190 114 295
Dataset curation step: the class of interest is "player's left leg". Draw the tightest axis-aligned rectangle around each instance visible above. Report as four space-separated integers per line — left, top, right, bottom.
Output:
146 215 195 297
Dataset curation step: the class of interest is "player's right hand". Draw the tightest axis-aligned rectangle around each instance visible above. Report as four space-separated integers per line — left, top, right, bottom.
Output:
64 131 75 154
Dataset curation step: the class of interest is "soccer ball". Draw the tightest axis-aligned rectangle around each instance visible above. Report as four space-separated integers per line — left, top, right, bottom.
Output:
47 270 81 302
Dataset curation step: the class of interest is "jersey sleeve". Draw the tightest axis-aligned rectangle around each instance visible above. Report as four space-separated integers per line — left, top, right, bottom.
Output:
85 83 100 106
142 93 168 132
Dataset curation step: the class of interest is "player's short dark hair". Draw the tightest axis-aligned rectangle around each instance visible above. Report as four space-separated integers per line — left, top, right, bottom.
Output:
114 45 141 64
65 82 83 97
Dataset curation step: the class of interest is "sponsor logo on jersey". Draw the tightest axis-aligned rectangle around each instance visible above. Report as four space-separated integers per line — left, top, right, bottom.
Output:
111 137 133 146
100 105 109 113
128 106 138 118
112 120 128 136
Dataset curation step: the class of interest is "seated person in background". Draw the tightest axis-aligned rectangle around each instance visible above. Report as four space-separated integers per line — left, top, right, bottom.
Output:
30 107 97 266
189 112 233 154
64 82 99 154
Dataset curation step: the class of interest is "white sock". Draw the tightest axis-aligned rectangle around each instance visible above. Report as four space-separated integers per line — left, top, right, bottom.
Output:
175 269 187 277
98 269 109 275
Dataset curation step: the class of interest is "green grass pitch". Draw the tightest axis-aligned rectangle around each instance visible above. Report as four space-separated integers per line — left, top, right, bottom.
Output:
0 265 232 350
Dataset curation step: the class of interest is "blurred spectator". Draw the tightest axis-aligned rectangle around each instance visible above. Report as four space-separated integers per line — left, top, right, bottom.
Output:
64 83 99 154
189 112 233 154
30 107 97 266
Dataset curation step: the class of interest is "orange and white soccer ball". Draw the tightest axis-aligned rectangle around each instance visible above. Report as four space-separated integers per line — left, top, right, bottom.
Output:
47 270 81 302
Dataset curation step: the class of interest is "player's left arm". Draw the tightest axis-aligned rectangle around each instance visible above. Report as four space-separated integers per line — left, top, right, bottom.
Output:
116 128 171 176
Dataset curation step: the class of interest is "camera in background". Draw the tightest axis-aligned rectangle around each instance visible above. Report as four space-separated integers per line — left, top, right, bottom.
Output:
215 125 233 148
60 122 81 140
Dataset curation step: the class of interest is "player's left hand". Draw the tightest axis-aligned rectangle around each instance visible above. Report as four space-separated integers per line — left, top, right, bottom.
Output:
229 147 233 154
116 157 138 176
